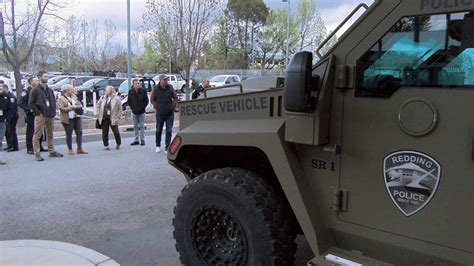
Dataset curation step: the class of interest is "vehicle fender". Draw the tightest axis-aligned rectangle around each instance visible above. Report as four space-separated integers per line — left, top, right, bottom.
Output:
169 119 334 255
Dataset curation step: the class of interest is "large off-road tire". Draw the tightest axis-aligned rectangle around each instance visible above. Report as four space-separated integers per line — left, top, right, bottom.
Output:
173 168 297 265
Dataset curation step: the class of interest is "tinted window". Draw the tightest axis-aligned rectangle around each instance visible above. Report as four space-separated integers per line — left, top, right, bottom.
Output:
110 79 125 86
357 12 474 97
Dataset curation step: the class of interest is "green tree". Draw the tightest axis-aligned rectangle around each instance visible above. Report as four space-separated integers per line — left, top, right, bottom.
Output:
227 0 269 68
133 41 162 73
256 9 298 70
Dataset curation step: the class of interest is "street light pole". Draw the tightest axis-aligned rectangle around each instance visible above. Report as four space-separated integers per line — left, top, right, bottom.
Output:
127 0 132 88
82 21 88 74
283 0 290 67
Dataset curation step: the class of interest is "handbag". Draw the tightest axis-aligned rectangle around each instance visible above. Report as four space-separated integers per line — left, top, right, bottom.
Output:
95 119 102 129
75 107 84 115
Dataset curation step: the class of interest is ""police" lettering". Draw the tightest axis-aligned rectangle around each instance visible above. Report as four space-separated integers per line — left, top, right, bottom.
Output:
420 0 473 10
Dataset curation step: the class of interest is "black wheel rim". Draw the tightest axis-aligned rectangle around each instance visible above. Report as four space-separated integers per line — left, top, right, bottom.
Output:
192 206 248 265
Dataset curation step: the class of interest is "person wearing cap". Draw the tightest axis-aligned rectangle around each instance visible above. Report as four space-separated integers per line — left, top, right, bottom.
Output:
150 74 178 153
127 78 149 146
58 84 87 155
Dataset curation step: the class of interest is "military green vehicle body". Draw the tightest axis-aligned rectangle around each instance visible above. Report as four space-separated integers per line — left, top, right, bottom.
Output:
168 0 474 264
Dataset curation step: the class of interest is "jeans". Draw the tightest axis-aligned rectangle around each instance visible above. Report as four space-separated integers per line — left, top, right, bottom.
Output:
34 115 55 155
101 118 121 147
6 114 18 150
132 113 145 142
62 117 83 150
155 110 174 149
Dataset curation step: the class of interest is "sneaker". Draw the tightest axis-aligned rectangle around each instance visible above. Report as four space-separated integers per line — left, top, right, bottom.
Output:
77 149 88 155
35 154 44 161
27 150 34 155
140 140 145 146
104 146 110 151
130 140 139 146
155 147 161 153
0 160 6 165
68 150 76 155
116 145 121 150
49 151 64 158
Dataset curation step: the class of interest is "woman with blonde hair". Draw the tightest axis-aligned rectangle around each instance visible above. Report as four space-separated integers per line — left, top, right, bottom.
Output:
58 84 87 155
96 86 122 150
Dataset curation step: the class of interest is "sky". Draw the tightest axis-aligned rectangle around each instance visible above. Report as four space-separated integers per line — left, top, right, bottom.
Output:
59 0 374 49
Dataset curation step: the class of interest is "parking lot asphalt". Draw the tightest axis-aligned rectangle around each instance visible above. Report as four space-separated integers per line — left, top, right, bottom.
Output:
0 135 314 265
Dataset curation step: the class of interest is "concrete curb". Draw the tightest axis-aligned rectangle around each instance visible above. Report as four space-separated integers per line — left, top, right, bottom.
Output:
0 240 119 265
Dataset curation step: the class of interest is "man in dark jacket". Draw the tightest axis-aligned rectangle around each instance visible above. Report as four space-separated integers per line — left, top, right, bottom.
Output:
150 74 178 153
29 71 63 161
19 78 45 154
191 77 210 100
127 79 149 146
4 85 18 152
0 84 10 165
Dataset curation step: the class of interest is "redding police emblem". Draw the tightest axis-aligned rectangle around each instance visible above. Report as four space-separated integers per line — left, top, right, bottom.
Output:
384 151 441 216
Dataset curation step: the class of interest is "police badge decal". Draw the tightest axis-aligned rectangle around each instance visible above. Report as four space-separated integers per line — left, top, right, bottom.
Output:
384 151 441 216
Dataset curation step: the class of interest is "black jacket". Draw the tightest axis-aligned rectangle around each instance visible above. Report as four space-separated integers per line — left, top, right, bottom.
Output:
0 93 11 123
19 86 34 116
29 84 57 118
127 88 149 115
192 85 205 99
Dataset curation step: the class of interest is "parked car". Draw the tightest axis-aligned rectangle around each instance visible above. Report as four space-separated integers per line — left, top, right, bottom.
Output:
47 75 68 86
209 75 241 87
153 74 190 93
49 76 97 92
120 78 155 111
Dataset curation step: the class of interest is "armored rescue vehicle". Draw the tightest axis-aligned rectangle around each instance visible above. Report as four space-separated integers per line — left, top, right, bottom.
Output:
167 0 474 265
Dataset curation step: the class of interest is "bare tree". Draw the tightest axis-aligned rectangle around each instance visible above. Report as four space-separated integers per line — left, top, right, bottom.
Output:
0 0 67 99
296 0 327 52
144 0 222 99
85 19 117 71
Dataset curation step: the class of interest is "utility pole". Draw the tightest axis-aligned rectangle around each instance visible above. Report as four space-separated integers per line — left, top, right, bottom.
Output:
127 0 132 88
283 0 291 67
81 21 88 74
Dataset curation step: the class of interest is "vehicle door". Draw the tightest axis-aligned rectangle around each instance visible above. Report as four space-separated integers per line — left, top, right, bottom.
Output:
339 11 473 252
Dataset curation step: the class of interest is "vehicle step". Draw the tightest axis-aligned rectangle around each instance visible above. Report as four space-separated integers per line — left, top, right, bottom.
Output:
308 247 392 266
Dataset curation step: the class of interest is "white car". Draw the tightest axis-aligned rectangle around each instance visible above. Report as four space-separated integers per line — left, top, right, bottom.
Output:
153 74 189 93
209 75 241 87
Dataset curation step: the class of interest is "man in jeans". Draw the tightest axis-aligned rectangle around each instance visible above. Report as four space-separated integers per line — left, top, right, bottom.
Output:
127 79 149 146
150 74 178 153
28 71 63 161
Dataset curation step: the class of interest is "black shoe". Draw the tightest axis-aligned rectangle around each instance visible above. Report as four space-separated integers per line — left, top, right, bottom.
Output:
5 147 13 152
35 154 45 161
40 147 48 152
140 140 145 146
130 140 139 146
49 151 64 158
27 150 34 155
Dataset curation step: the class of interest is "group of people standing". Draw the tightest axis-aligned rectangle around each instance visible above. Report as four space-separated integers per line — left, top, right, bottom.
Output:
0 71 181 166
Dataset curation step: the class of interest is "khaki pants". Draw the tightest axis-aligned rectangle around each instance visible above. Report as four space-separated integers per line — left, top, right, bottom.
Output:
34 115 54 154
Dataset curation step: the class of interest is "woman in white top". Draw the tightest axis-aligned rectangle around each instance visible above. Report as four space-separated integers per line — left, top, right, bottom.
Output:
58 84 87 155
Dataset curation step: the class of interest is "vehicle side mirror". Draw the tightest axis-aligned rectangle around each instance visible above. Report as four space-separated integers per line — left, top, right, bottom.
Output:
225 80 231 84
284 51 318 112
